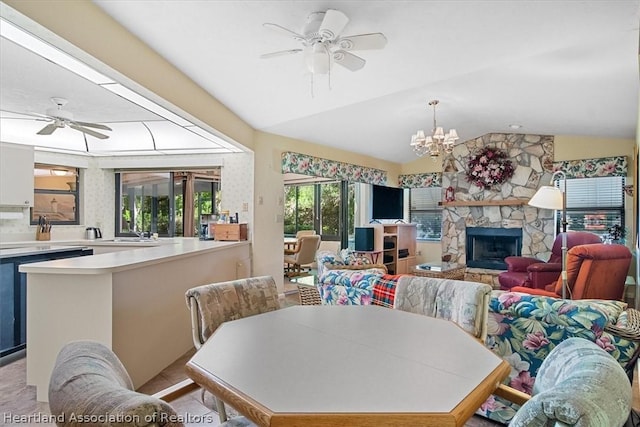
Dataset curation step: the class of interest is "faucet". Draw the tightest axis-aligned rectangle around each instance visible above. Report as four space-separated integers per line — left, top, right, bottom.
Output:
134 230 146 241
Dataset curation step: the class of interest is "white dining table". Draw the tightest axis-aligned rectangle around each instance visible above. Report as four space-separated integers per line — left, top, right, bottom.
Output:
186 305 510 427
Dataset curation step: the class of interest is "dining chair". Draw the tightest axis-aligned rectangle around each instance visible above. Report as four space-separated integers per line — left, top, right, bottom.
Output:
295 229 316 238
284 234 321 277
48 340 254 427
495 337 632 427
185 276 279 423
393 276 492 341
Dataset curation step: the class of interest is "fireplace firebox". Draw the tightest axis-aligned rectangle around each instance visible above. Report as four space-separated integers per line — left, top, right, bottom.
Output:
466 227 522 270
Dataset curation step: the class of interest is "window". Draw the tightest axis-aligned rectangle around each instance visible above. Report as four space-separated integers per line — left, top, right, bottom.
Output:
284 180 354 242
560 176 625 239
409 187 442 241
31 164 79 225
115 170 220 237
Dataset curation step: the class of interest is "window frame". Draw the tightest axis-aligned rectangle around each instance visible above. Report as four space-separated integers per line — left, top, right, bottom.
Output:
284 179 353 243
557 176 625 239
30 164 80 225
409 186 443 242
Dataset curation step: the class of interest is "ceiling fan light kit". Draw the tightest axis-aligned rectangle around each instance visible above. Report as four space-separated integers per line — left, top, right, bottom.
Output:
262 9 387 92
410 100 459 160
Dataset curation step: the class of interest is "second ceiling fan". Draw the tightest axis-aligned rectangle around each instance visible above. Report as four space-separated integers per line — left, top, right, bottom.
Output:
34 97 112 140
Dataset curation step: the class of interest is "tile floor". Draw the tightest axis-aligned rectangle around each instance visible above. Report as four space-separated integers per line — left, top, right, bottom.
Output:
0 277 636 426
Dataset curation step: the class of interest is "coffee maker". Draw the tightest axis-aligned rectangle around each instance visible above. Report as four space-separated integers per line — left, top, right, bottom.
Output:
199 214 214 240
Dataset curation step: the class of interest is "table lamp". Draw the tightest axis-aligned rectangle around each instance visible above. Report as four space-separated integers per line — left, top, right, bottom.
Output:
528 170 568 298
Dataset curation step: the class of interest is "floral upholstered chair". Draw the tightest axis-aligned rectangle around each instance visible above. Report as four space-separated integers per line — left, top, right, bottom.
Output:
393 276 493 341
49 341 255 427
185 276 279 423
497 337 632 427
478 291 640 425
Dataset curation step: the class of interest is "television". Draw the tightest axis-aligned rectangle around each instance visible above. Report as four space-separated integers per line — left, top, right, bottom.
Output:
372 184 404 220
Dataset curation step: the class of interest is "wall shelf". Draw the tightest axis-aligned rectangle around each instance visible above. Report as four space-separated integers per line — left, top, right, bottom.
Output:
439 199 529 207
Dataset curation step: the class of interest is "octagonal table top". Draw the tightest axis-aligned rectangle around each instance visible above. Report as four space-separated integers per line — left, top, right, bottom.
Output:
186 305 509 427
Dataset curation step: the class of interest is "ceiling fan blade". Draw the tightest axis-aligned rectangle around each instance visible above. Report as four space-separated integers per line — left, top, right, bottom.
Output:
263 23 305 41
72 121 112 131
319 9 349 40
260 49 303 59
336 33 387 51
37 123 59 135
333 50 366 71
69 123 109 139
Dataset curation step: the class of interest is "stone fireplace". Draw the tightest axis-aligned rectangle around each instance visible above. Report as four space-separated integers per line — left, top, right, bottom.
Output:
441 133 558 271
465 227 522 270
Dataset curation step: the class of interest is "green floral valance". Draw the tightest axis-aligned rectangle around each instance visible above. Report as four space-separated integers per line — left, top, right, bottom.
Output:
553 156 627 179
398 173 442 188
281 152 387 185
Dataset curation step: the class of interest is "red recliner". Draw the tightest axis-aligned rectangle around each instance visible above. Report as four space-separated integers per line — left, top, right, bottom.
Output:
498 231 602 291
511 243 632 300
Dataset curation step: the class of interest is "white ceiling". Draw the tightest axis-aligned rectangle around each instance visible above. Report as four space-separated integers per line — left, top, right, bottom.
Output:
1 1 639 163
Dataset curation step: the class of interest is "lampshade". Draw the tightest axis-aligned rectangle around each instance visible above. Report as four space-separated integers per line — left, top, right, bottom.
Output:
304 43 330 74
528 185 563 210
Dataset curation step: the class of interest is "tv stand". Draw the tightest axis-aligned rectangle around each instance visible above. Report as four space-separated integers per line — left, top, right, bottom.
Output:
394 219 406 224
361 223 417 275
369 219 382 224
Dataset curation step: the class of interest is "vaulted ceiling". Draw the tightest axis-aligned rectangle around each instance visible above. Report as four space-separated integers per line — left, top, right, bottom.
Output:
1 1 638 163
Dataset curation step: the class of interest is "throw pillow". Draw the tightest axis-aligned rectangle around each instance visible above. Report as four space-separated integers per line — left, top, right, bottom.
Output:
372 274 402 308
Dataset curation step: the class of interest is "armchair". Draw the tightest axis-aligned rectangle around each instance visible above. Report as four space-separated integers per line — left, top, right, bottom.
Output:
477 291 640 425
49 340 255 427
495 337 632 427
498 231 601 291
511 243 632 300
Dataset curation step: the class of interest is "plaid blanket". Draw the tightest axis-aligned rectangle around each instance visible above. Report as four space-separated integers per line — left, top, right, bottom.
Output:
372 274 402 308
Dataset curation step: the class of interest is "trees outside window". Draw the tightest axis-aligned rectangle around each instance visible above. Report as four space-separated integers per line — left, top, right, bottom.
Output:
116 170 219 237
284 180 353 242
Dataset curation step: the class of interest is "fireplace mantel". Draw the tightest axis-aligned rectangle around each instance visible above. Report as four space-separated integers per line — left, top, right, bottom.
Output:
440 199 529 207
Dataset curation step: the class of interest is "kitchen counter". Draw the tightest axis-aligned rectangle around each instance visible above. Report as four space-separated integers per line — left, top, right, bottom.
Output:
22 237 251 401
19 238 235 275
0 238 171 250
0 245 89 259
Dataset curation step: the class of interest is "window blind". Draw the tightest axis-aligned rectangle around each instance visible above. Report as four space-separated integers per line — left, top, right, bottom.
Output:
560 176 624 209
410 187 442 240
410 187 442 210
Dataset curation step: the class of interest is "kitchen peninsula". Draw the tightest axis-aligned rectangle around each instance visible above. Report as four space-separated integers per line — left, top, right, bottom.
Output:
19 238 251 401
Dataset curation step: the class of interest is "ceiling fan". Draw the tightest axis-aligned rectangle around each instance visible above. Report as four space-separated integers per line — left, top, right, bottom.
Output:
261 9 387 74
33 97 112 139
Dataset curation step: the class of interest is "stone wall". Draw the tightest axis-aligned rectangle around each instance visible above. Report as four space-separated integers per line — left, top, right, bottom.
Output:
442 133 558 268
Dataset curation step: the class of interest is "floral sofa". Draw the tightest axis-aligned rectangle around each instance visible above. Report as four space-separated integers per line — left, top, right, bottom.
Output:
478 291 640 424
316 248 384 277
317 268 391 305
316 249 391 305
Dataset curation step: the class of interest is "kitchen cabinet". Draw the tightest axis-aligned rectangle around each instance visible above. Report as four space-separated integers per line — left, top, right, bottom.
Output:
211 223 248 241
0 143 34 207
0 246 93 361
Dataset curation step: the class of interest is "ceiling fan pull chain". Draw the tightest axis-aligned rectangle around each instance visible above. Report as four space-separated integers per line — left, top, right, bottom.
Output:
310 73 315 98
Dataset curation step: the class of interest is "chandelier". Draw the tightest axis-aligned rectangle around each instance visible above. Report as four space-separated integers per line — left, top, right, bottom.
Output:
410 100 459 159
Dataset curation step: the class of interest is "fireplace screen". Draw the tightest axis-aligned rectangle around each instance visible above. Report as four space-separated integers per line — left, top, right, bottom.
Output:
466 227 522 270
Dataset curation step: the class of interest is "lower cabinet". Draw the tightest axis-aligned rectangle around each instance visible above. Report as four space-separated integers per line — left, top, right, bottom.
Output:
0 247 93 360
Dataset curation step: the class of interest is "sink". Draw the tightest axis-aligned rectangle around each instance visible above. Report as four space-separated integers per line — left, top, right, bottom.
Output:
111 237 155 242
